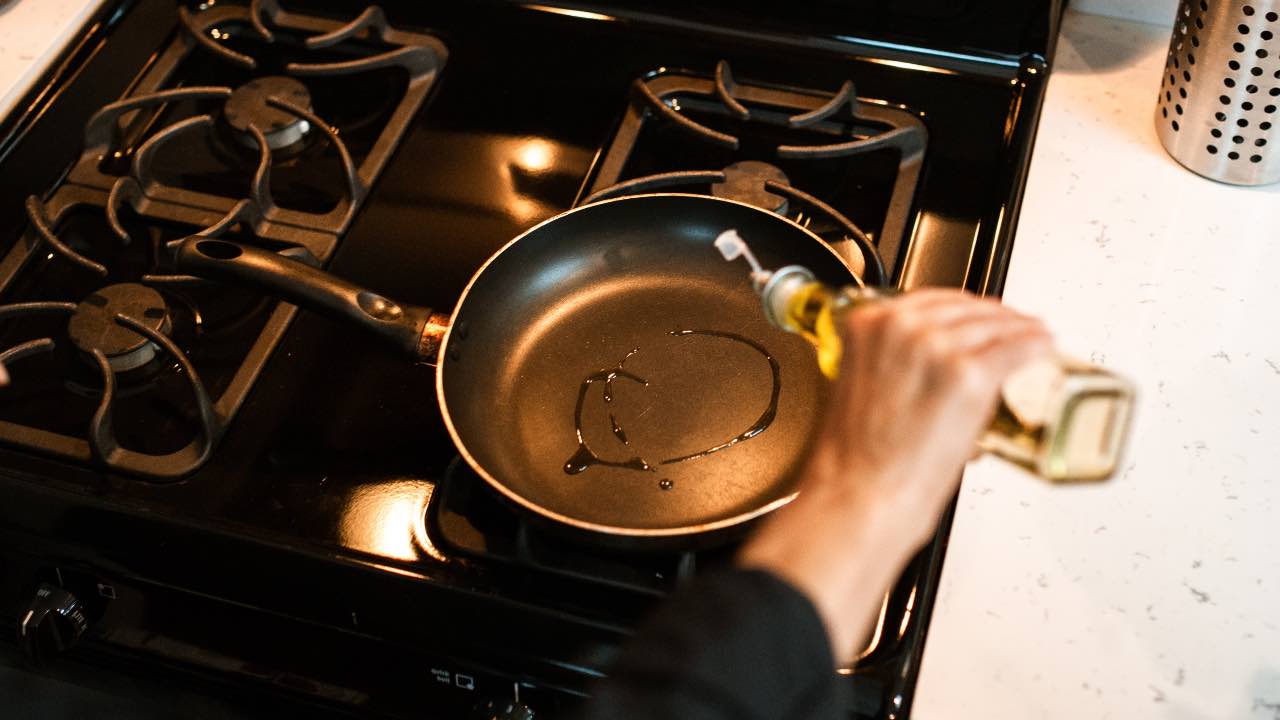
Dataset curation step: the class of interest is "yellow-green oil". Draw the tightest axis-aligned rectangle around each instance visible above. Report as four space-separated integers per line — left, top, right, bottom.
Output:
779 281 863 380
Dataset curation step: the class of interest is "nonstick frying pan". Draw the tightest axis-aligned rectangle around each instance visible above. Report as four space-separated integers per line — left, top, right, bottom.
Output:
175 194 864 548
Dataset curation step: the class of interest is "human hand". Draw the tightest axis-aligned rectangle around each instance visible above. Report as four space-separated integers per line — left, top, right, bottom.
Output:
738 289 1052 658
804 289 1052 543
0 361 7 386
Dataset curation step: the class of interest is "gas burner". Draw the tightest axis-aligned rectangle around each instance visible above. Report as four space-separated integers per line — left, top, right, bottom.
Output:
585 168 882 283
73 83 365 251
52 1 447 257
223 77 313 152
0 293 220 477
587 60 926 280
4 164 309 480
710 161 791 214
67 284 171 373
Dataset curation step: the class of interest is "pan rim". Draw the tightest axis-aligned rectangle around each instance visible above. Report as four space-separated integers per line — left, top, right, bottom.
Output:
436 192 861 540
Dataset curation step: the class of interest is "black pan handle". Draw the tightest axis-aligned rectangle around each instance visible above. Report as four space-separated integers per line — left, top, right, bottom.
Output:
174 238 449 362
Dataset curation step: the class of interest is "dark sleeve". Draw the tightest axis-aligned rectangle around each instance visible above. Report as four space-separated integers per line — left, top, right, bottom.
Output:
573 568 843 720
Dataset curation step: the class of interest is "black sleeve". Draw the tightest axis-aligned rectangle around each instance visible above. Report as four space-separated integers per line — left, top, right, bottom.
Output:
573 568 844 720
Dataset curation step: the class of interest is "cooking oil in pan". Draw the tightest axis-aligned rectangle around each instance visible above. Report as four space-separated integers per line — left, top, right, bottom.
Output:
563 331 782 476
715 229 1136 483
563 349 652 475
657 330 781 465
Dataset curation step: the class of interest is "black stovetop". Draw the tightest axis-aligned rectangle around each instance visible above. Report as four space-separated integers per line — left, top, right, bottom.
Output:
0 1 1059 717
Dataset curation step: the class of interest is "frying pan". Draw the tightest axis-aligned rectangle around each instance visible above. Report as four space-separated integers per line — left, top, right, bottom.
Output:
174 194 864 548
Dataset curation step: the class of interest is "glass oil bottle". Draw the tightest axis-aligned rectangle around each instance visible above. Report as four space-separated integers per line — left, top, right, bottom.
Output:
715 230 1135 483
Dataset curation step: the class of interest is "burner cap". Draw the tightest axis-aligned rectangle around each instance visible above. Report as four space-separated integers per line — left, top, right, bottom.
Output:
223 76 313 151
711 161 790 214
67 284 172 373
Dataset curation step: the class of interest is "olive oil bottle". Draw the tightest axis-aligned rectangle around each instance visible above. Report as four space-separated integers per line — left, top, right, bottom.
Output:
716 230 1135 483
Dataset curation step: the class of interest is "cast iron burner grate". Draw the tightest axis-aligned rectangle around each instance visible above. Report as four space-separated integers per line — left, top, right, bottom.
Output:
0 292 218 475
71 0 448 256
0 3 448 479
0 199 282 479
581 60 927 284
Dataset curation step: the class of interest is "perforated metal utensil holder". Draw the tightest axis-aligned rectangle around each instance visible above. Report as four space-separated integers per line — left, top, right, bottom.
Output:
1156 0 1280 184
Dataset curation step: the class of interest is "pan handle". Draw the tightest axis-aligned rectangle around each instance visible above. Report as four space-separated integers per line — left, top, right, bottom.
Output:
173 238 448 362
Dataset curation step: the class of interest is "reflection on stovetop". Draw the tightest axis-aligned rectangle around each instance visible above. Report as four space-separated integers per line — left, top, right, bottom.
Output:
432 456 718 596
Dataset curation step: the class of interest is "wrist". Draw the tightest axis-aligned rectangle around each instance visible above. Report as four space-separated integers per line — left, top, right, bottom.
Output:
804 443 956 552
800 452 928 549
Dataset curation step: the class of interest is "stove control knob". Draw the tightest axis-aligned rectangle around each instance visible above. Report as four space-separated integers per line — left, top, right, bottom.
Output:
18 583 88 666
472 699 535 720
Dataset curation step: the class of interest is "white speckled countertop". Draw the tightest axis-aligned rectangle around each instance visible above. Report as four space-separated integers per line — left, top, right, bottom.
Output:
914 9 1280 720
0 0 105 121
1072 0 1178 27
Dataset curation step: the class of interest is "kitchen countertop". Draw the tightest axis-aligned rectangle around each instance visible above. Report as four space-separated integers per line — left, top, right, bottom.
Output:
914 9 1280 720
1071 0 1177 27
0 0 105 122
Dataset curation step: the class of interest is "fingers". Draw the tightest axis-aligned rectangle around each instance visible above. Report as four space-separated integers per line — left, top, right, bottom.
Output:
968 323 1055 380
892 290 1038 333
0 362 7 387
844 289 1032 344
833 292 1055 455
923 312 1049 360
882 287 1003 316
932 319 1052 405
842 291 1046 376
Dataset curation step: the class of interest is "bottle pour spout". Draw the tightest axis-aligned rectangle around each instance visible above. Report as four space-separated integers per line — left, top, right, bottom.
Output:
714 229 773 293
715 228 819 329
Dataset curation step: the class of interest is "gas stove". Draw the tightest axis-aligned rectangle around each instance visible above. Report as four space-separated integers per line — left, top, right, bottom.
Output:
0 1 1061 717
